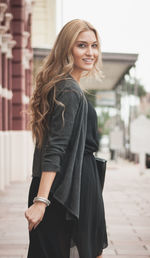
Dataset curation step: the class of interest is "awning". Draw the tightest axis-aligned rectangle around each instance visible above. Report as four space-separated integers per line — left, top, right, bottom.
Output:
80 52 138 90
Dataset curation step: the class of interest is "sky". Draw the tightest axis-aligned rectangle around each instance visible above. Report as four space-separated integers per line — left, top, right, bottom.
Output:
62 0 150 91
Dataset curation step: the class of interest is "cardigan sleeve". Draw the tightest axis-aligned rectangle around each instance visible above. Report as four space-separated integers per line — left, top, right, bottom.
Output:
41 87 81 173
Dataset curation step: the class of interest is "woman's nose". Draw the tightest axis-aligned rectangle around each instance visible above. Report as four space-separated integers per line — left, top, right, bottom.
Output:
86 46 93 56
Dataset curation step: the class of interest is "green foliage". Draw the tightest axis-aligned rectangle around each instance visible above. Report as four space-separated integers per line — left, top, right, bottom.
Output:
138 84 147 97
122 79 146 98
146 109 150 119
97 110 110 135
85 90 111 135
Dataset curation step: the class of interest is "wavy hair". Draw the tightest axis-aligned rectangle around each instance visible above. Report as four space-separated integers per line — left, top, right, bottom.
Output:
29 19 103 148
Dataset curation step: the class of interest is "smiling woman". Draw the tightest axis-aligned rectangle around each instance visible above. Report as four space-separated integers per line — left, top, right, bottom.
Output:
25 19 108 258
71 30 99 81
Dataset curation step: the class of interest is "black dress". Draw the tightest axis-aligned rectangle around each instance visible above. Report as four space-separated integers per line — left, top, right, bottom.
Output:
27 100 108 258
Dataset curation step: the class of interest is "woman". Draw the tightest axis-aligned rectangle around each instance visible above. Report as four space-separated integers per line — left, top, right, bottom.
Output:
25 19 108 258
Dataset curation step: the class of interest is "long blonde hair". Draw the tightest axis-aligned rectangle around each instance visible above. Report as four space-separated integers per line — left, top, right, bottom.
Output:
29 19 102 148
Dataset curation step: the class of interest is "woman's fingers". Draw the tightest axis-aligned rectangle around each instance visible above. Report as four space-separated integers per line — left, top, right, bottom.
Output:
33 221 40 230
29 222 37 231
27 215 40 231
28 217 39 231
25 203 46 231
29 218 41 231
29 222 33 231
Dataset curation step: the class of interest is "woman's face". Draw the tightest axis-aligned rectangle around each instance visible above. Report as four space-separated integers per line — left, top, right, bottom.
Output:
71 30 99 79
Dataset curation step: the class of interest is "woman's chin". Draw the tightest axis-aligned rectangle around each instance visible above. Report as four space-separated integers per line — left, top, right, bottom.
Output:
82 66 94 72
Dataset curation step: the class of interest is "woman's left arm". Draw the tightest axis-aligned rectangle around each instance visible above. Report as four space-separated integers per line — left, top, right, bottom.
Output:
25 171 56 231
25 87 81 231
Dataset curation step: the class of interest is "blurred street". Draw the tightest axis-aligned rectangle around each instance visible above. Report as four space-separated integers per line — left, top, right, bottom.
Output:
0 159 150 258
103 158 150 258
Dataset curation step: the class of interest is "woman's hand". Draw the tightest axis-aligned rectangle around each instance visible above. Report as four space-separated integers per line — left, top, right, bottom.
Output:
25 172 56 231
25 202 46 231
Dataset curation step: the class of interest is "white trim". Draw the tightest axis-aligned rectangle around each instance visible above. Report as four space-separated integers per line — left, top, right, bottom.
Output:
10 131 34 181
22 48 33 69
22 93 30 104
1 33 12 54
0 131 5 191
0 130 34 191
0 84 2 95
22 31 30 48
0 3 7 23
7 39 16 59
0 85 13 99
0 25 7 46
5 13 13 32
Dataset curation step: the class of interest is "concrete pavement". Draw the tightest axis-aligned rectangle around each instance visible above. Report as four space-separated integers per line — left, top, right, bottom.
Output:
0 159 150 258
0 179 29 258
103 159 150 258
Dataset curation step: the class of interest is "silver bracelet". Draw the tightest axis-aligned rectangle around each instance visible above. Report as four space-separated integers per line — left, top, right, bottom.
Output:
33 196 51 207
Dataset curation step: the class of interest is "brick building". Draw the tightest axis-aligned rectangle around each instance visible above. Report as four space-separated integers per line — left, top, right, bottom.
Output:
0 0 33 190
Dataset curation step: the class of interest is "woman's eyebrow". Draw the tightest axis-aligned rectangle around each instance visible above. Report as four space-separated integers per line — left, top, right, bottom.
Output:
76 40 98 43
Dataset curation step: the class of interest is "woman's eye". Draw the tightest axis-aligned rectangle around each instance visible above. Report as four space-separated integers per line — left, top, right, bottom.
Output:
92 43 98 48
78 43 86 48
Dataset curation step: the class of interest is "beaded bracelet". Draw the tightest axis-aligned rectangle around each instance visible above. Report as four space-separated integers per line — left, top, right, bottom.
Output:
33 196 51 207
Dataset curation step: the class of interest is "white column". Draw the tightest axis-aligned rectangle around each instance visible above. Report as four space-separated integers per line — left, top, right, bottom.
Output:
10 131 34 181
0 132 5 191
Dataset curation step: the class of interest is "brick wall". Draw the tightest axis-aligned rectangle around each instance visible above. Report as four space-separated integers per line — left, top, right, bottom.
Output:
0 0 33 131
0 0 33 191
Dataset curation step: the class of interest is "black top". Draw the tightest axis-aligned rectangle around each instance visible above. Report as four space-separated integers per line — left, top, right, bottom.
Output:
84 100 99 155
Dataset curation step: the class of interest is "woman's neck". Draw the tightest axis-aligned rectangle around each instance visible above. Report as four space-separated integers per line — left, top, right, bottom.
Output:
70 70 82 83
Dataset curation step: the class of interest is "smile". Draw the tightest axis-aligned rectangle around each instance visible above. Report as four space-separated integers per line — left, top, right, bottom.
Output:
82 58 94 63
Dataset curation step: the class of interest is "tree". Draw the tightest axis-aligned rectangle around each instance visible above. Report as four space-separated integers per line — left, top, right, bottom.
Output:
122 79 146 98
97 110 110 135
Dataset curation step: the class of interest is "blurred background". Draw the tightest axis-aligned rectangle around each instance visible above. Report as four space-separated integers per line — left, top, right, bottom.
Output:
0 0 150 257
0 0 150 190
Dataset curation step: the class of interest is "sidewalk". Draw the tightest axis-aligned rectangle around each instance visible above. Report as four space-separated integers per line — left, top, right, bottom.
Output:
103 159 150 258
0 180 29 258
0 159 150 258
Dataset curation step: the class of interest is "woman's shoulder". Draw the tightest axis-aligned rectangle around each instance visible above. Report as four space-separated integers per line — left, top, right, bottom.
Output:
56 76 83 98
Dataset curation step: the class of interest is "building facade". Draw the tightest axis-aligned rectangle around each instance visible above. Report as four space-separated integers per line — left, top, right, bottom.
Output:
0 0 33 191
32 0 63 49
0 0 63 191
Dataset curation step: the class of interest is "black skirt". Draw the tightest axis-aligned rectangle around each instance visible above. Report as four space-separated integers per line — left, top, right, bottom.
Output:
27 177 73 258
71 152 108 257
27 152 108 258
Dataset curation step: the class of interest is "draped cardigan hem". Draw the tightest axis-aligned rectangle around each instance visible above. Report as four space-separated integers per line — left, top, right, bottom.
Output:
32 77 88 221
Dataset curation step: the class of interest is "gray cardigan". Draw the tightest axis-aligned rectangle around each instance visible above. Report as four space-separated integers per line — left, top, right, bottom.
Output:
32 77 88 220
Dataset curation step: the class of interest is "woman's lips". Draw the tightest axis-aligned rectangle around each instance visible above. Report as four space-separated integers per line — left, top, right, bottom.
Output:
82 58 94 64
